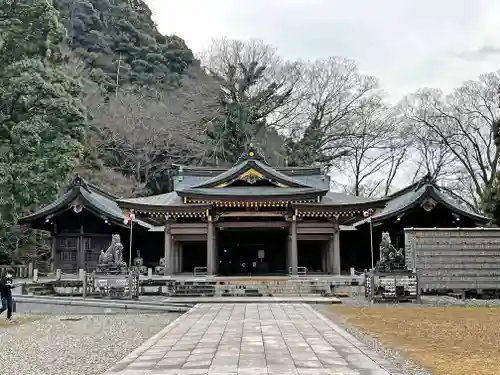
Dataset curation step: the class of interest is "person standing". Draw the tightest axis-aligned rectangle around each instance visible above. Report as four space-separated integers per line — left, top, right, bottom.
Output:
0 270 14 321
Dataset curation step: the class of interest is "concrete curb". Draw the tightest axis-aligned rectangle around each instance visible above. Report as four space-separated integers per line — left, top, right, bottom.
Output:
14 296 191 313
15 294 194 308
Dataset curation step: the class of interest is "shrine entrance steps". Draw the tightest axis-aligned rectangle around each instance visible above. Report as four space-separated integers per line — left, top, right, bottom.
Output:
18 274 364 299
163 277 359 298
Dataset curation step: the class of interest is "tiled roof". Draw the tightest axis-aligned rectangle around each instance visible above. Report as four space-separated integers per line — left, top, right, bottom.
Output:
180 186 324 197
173 146 330 192
352 177 490 226
175 170 329 191
118 192 183 207
186 160 321 190
18 176 152 229
319 191 388 206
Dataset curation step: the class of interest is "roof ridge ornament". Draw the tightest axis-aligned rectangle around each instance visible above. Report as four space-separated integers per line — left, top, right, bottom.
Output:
416 172 435 189
234 143 268 165
71 174 90 192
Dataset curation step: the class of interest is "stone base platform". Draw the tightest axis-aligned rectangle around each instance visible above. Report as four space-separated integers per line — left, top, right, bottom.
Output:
17 274 363 298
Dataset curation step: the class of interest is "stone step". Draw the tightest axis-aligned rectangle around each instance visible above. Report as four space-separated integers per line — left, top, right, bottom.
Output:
167 281 333 298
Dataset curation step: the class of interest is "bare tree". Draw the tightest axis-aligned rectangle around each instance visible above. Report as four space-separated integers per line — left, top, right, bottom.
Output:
285 57 381 167
93 72 221 189
336 100 408 196
407 126 456 183
401 71 500 210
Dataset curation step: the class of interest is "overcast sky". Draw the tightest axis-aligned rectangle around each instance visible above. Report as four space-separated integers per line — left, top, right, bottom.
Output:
145 0 500 102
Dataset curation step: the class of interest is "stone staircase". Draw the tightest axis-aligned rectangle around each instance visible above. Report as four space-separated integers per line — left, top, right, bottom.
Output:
19 275 364 298
165 279 334 298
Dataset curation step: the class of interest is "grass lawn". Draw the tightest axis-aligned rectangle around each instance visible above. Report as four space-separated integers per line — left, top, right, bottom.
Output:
330 305 500 375
0 316 40 328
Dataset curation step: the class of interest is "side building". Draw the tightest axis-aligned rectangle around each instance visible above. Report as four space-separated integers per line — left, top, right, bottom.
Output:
343 174 490 270
18 176 153 273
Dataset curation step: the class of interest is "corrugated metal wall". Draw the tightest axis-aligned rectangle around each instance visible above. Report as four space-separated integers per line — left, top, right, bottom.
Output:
405 228 500 290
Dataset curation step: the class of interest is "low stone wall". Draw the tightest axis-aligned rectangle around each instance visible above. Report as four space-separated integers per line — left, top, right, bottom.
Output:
22 277 366 298
14 296 190 313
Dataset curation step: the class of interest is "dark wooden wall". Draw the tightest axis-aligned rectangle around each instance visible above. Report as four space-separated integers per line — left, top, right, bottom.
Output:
52 209 150 273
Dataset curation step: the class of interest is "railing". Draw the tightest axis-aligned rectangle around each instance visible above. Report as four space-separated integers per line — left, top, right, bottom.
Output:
288 266 308 276
0 264 32 278
193 267 208 276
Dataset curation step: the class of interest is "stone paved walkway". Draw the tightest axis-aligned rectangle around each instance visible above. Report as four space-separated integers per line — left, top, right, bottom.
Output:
105 304 408 375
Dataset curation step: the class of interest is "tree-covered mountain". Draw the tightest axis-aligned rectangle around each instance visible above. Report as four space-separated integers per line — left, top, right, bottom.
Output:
54 0 195 92
0 0 90 263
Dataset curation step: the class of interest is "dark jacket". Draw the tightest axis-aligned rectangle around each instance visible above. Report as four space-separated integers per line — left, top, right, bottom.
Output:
0 276 13 298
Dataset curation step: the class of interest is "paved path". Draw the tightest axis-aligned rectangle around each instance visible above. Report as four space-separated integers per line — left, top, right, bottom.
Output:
105 304 407 375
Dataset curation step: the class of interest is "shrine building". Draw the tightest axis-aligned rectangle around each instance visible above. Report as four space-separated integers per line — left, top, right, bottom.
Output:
116 146 388 276
18 146 490 276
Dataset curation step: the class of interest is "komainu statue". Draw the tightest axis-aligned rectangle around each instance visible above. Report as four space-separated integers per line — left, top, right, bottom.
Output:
375 232 406 272
97 234 127 274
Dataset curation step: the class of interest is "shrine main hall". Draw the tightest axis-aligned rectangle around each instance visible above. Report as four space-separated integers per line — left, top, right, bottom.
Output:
19 146 489 276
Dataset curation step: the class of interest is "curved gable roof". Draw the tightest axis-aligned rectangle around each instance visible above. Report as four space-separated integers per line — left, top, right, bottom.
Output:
184 159 322 190
353 177 490 227
18 176 151 229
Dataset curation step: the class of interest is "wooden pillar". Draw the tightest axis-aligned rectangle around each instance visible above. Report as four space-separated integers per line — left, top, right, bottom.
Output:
287 235 292 270
177 242 183 273
77 225 85 272
172 242 177 273
164 223 172 276
321 241 327 273
172 241 177 274
332 223 341 275
290 215 298 275
207 216 215 275
51 223 57 272
170 236 175 274
325 240 331 274
213 229 219 275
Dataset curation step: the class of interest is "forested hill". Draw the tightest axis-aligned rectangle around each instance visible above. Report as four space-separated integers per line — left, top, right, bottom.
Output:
54 0 194 92
0 0 201 263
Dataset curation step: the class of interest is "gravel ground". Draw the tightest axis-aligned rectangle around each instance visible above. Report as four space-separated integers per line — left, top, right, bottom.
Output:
0 312 180 375
317 296 500 375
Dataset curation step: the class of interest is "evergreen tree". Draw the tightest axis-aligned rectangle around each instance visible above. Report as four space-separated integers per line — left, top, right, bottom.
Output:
53 0 194 92
0 0 88 261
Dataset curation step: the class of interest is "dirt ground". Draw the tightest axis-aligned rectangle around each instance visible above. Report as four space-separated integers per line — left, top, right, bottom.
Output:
330 305 500 375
